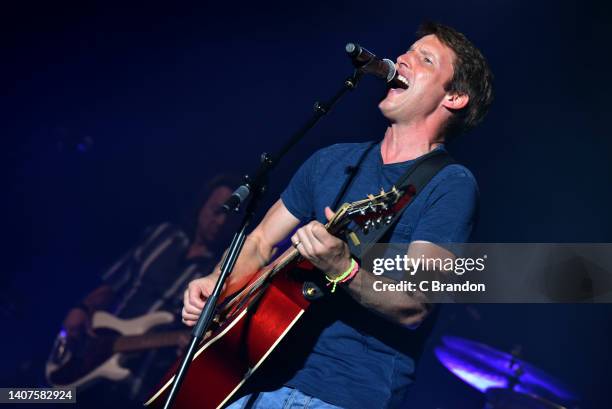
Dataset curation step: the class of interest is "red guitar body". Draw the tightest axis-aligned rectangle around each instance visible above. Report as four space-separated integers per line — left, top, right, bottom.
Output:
145 256 315 409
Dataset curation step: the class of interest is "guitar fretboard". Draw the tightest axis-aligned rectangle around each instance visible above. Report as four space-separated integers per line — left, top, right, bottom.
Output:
113 330 190 353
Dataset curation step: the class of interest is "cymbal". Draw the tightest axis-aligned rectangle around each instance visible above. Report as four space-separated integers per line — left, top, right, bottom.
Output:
434 336 578 405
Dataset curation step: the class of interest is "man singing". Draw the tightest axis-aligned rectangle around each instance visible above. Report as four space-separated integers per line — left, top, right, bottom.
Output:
182 22 493 409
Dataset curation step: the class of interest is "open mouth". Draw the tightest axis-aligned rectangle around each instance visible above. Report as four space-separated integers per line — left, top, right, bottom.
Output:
389 73 409 91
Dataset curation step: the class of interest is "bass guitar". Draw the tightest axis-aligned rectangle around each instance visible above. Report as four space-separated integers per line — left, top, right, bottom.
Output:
46 310 190 388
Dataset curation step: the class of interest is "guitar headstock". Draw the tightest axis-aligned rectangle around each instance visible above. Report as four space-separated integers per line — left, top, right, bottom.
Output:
328 186 406 235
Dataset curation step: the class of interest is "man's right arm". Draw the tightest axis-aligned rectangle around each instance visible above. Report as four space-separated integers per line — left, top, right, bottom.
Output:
182 199 300 325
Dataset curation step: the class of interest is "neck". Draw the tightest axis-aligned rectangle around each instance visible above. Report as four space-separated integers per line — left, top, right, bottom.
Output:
380 122 443 164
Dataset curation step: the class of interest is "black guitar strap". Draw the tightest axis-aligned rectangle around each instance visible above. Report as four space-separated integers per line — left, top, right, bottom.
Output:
345 148 456 259
330 141 378 212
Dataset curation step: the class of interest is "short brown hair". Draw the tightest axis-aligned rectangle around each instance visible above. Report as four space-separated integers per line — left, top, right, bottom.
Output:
417 22 494 136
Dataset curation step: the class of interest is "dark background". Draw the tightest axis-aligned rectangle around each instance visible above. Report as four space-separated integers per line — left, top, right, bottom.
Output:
2 1 611 408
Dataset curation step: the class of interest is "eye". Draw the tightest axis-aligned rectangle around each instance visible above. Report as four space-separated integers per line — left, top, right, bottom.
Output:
424 57 433 64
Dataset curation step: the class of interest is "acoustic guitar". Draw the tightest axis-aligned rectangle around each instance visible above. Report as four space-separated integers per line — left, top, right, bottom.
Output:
145 188 411 409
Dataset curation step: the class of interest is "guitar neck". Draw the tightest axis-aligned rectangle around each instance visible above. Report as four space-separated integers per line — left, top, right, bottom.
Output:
219 215 352 315
113 330 189 353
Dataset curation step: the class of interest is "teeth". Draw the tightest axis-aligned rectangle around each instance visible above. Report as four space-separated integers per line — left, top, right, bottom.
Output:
397 74 409 87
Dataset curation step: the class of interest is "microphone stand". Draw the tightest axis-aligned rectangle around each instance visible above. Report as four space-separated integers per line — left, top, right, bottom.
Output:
161 69 363 409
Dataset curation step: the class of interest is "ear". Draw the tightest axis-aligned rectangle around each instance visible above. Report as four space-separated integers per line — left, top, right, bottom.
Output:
442 92 469 110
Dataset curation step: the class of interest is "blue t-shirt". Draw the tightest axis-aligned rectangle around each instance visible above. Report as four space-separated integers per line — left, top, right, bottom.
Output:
279 142 478 409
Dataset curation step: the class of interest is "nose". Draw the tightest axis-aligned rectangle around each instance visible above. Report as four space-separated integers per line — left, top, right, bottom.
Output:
396 52 412 69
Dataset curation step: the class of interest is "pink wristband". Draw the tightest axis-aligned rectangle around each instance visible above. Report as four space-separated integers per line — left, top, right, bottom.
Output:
339 258 359 284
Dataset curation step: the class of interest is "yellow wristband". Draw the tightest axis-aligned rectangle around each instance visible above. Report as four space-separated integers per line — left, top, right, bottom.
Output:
325 258 356 293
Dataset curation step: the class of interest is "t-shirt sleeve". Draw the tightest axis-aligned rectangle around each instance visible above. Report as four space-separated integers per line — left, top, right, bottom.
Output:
411 170 479 243
280 149 323 223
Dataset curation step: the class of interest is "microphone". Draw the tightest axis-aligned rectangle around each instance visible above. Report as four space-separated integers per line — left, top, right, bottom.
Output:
223 184 250 212
345 43 408 89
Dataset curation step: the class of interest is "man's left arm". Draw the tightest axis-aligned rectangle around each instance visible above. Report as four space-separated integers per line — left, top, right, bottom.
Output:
294 220 450 327
292 171 478 327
